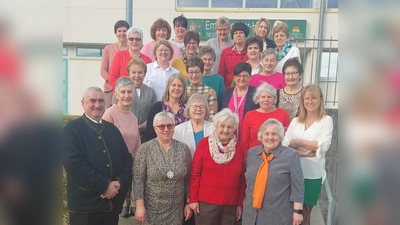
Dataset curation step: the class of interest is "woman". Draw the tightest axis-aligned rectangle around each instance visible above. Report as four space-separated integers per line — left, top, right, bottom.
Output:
143 40 180 101
140 18 181 62
172 31 200 80
145 73 188 141
108 27 152 90
199 46 225 100
250 48 286 90
242 82 290 154
278 57 304 120
102 77 141 217
253 18 276 50
283 84 333 225
186 58 218 120
113 58 157 141
272 21 301 73
100 20 130 108
189 109 245 225
206 16 234 74
245 37 263 75
218 22 249 89
220 62 258 140
242 119 304 225
171 14 188 55
173 93 215 158
134 112 192 225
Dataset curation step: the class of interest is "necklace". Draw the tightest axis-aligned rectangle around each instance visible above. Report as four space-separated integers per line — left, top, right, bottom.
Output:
159 142 175 179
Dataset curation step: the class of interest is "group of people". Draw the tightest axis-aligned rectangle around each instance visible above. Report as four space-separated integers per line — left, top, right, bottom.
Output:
63 14 333 225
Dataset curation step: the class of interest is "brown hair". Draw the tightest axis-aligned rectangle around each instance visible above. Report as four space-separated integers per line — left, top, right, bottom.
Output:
199 46 216 61
153 40 174 61
150 18 172 41
298 84 326 123
272 21 289 39
126 58 147 74
162 73 188 104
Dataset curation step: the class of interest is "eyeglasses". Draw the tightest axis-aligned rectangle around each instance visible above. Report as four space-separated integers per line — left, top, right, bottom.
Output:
216 28 228 32
157 49 170 53
128 37 142 42
284 71 300 77
233 31 245 35
188 71 202 76
156 124 175 130
187 42 198 46
190 105 205 110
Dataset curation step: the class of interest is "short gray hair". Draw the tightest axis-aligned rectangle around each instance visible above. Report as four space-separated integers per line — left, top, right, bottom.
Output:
184 93 210 119
253 82 277 105
82 86 104 100
212 108 239 130
257 118 285 142
153 111 175 127
115 77 134 94
261 48 278 61
127 27 143 39
215 16 230 30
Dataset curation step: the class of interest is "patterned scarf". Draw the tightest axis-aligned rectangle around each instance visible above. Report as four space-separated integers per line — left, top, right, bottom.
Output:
182 52 200 64
277 41 292 61
208 131 237 164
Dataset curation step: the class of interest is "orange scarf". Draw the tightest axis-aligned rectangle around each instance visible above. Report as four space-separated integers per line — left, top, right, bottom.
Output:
252 151 274 209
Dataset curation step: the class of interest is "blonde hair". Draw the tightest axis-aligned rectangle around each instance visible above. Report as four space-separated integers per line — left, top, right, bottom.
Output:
298 84 326 123
272 21 289 39
253 18 271 38
153 40 174 61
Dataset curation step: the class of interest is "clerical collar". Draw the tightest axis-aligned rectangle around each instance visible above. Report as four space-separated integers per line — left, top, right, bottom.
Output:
85 113 102 124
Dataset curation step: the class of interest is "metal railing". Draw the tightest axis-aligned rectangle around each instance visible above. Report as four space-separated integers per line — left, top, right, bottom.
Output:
292 37 338 108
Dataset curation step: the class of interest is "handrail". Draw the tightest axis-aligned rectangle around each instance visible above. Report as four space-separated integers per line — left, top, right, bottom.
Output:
324 178 334 225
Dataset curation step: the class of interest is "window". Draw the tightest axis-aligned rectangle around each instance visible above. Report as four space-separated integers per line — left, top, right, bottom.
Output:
63 46 68 56
320 52 337 81
281 0 311 8
246 0 277 8
177 0 320 8
76 47 103 57
212 0 242 8
327 0 338 8
177 0 208 7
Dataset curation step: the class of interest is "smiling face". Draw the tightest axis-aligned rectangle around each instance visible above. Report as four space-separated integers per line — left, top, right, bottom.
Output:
185 38 198 56
116 84 134 108
247 43 261 61
216 118 235 143
257 21 269 39
216 25 229 41
303 91 321 114
201 53 215 72
258 90 275 111
274 30 288 49
127 32 143 52
115 26 128 42
81 90 105 121
188 66 203 85
128 64 145 88
284 65 301 87
262 54 278 74
174 23 187 39
155 27 168 40
261 124 281 152
168 78 184 100
154 118 175 142
189 100 207 121
156 44 172 62
233 71 250 89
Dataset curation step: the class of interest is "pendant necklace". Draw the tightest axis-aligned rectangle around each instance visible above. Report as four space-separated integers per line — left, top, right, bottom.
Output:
160 143 174 179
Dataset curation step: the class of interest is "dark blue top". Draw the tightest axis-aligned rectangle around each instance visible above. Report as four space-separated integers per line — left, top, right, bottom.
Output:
266 38 276 49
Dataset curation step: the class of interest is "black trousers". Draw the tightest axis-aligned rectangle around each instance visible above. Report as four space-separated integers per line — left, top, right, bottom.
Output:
69 210 121 225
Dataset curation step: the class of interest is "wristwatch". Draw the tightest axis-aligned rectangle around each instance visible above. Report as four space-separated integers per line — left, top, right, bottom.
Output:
294 209 303 214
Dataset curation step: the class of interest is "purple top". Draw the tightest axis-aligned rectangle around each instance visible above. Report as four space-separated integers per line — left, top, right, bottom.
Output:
161 102 187 125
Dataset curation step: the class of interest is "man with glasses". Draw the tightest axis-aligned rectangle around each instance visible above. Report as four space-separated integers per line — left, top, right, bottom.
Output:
63 87 133 225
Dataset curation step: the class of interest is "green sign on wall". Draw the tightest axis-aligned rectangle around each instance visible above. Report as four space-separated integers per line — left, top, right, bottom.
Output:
187 19 307 40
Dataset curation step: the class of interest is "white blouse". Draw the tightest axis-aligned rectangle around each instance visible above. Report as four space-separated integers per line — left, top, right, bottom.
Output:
282 115 333 182
144 61 179 101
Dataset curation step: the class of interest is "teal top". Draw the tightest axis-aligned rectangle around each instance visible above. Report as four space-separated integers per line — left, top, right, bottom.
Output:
193 130 204 147
187 74 225 101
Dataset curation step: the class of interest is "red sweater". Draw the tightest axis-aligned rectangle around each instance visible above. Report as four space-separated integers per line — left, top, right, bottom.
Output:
108 50 152 89
218 46 248 89
241 108 290 155
189 137 245 207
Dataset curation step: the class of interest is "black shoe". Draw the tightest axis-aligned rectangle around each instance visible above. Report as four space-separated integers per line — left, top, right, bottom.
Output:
119 206 130 218
130 207 135 216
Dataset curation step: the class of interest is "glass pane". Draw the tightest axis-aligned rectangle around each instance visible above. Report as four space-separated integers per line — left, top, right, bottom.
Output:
246 0 277 8
327 0 338 8
281 0 312 8
212 0 242 8
320 52 338 80
76 48 102 57
178 0 208 7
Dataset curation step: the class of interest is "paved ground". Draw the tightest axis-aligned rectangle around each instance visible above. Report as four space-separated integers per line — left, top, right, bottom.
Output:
118 203 326 225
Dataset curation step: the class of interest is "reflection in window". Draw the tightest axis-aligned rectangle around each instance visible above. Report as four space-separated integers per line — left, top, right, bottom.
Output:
246 0 277 8
281 0 311 8
76 48 103 57
327 0 338 8
320 52 337 80
178 0 208 7
212 0 242 8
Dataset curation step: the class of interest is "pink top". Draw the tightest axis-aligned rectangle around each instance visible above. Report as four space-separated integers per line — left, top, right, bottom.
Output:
100 43 127 92
140 41 181 63
249 72 287 90
102 105 141 160
227 95 246 141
